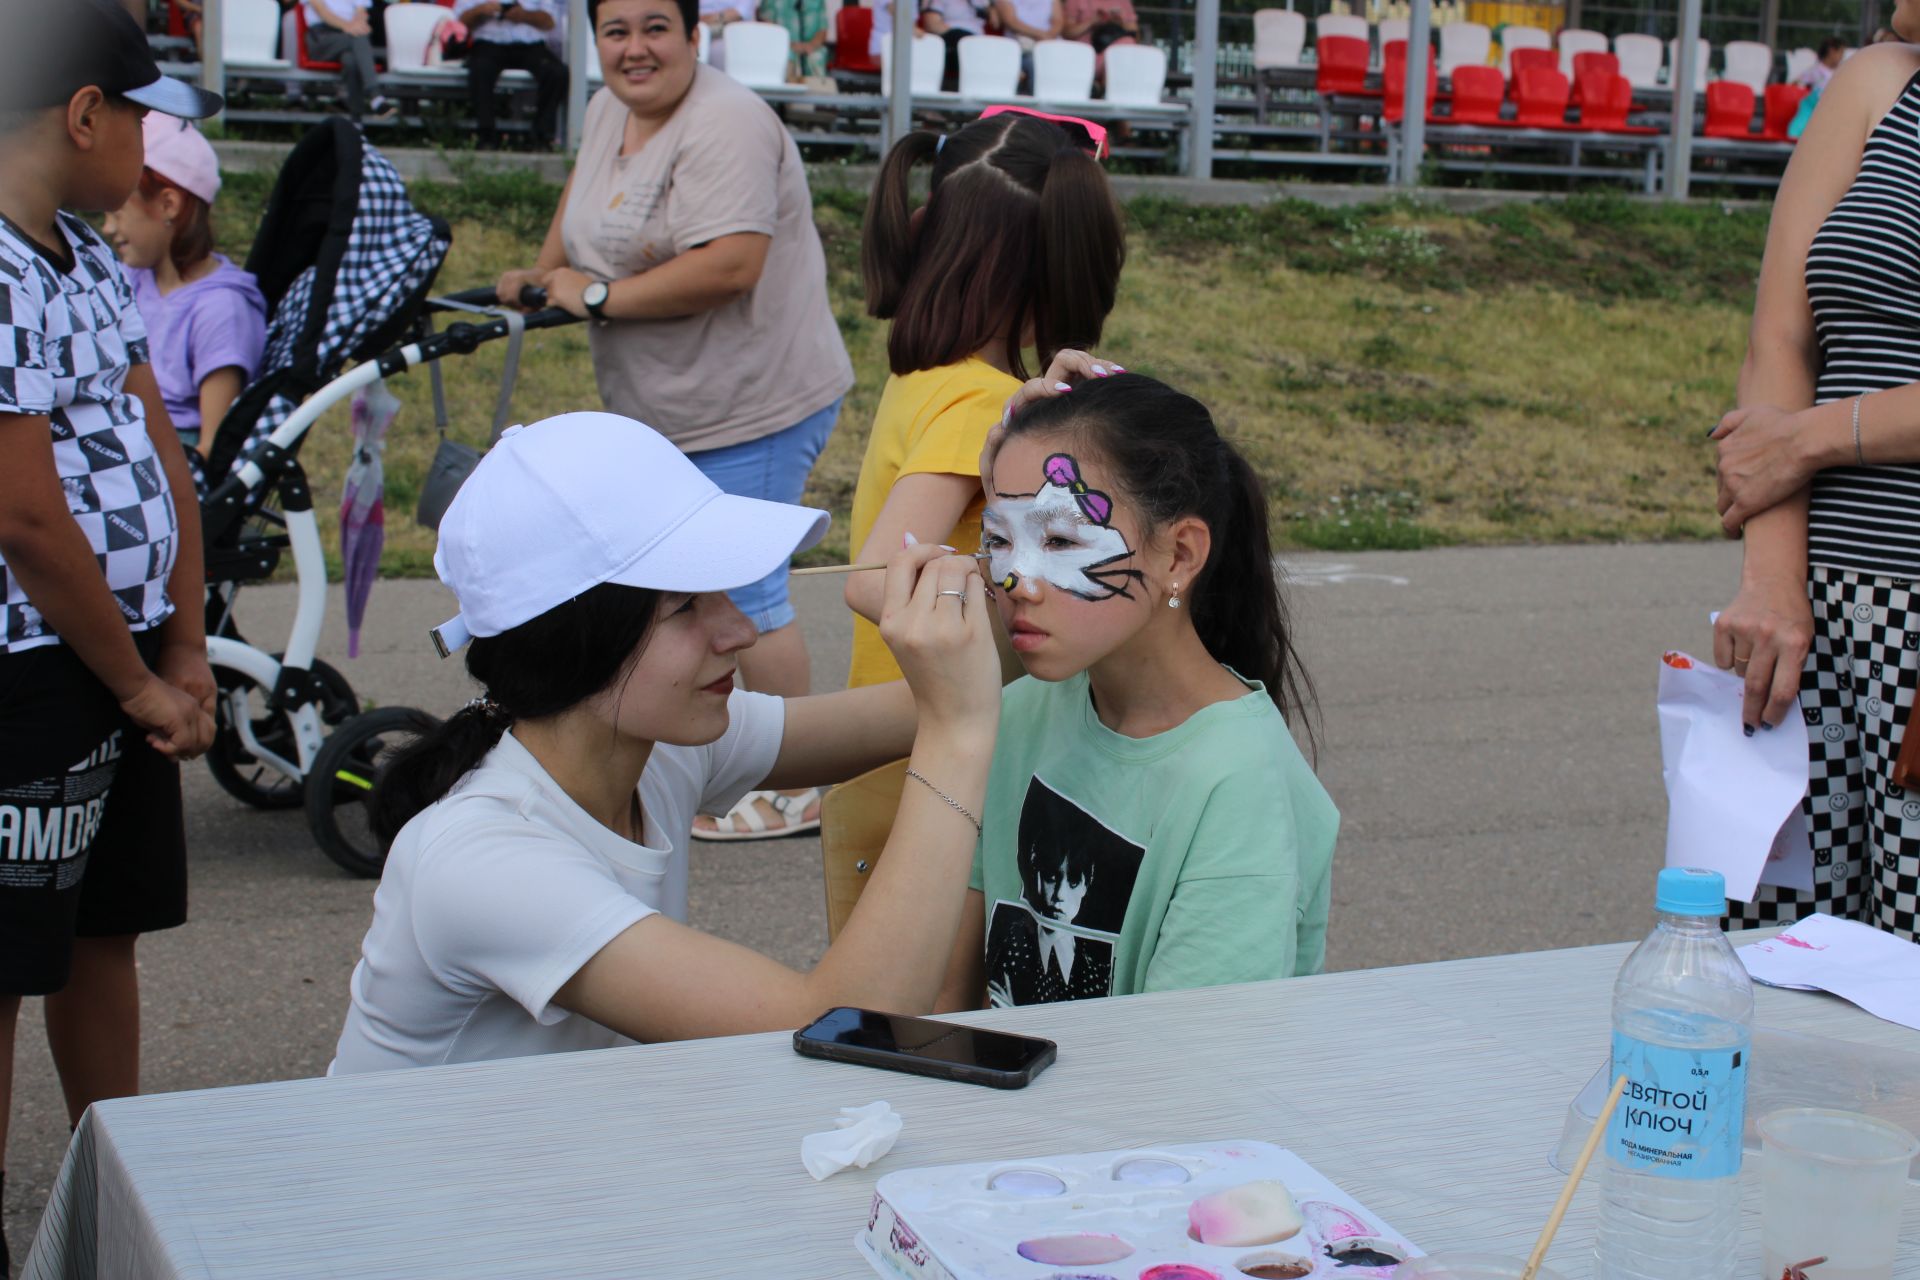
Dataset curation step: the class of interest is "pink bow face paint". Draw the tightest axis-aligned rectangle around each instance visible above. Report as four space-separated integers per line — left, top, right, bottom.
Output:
982 452 1143 602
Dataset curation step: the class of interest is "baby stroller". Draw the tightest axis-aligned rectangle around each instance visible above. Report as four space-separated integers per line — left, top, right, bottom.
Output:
197 120 574 877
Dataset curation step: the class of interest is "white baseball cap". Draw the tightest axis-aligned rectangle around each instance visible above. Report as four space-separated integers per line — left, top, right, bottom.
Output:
429 412 829 656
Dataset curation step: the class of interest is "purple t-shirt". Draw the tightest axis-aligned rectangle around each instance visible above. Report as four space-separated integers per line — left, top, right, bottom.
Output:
129 256 268 440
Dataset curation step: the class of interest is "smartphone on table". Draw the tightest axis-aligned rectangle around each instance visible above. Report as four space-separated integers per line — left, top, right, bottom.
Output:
793 1007 1057 1090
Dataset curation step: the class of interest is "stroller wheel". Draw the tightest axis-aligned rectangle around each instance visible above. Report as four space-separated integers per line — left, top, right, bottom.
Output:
207 658 359 809
304 706 441 879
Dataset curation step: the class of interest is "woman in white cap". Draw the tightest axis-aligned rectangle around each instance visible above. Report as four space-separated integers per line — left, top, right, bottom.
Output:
104 116 268 470
329 412 999 1071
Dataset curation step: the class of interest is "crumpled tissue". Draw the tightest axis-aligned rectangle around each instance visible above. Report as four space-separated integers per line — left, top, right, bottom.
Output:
801 1101 903 1181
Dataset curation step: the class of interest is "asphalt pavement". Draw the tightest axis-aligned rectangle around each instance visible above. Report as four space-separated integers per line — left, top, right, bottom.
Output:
1 540 1747 1258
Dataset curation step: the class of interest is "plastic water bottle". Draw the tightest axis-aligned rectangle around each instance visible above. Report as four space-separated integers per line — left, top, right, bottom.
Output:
1594 867 1754 1280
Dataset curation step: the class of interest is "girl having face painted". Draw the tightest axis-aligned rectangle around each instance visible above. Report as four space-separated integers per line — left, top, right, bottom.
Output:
935 371 1340 1011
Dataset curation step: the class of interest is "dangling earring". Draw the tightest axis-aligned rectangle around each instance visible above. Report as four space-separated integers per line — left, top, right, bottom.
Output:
1168 583 1182 609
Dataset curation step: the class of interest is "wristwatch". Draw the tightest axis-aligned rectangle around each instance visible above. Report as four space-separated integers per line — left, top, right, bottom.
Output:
582 280 610 323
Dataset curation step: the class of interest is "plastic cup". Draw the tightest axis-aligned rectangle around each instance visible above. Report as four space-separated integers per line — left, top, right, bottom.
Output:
1392 1255 1567 1280
1759 1107 1919 1280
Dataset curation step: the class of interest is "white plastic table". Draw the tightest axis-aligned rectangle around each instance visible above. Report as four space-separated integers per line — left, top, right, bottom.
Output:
24 935 1920 1278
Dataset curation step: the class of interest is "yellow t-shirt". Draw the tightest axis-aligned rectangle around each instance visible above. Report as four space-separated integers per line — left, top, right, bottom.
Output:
847 357 1020 688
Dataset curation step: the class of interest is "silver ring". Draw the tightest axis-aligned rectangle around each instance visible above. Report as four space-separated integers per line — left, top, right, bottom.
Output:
936 589 967 602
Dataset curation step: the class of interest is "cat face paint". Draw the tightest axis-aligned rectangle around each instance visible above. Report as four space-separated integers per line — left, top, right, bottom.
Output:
982 453 1145 602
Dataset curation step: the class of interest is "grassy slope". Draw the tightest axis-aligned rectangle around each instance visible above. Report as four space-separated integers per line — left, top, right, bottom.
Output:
211 170 1766 574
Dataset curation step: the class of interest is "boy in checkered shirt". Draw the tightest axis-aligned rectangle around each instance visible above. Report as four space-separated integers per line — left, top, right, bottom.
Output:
0 2 225 1266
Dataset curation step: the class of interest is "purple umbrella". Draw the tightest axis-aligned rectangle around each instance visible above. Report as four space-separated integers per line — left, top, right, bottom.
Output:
341 380 400 659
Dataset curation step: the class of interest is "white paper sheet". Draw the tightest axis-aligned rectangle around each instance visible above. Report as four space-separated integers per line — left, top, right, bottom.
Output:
1658 651 1814 902
1740 914 1920 1031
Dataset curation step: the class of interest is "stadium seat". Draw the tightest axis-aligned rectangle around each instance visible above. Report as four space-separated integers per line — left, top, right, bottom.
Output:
1378 17 1408 51
1703 79 1757 138
1104 43 1169 106
1556 27 1607 78
1723 40 1773 92
1783 46 1817 85
1577 73 1656 132
724 21 791 87
879 32 945 95
958 33 1020 97
1499 23 1550 75
1571 51 1619 86
1314 34 1371 96
1669 36 1710 88
383 3 458 74
1762 82 1809 141
295 6 342 71
1440 64 1504 123
831 6 881 75
1614 32 1663 89
1513 65 1570 127
1438 21 1490 79
1253 9 1307 69
1316 13 1370 46
1507 46 1554 96
226 0 291 70
1032 38 1095 103
1382 39 1436 124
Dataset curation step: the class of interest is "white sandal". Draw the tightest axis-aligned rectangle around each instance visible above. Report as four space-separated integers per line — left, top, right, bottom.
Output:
692 787 824 842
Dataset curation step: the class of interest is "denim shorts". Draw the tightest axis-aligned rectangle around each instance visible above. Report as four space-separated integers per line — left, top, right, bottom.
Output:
686 397 842 632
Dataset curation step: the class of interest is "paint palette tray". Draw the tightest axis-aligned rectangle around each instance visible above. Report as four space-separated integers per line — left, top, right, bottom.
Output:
856 1139 1422 1280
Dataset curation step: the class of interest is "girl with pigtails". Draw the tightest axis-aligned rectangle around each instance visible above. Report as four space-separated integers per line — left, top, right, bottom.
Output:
935 368 1341 1010
842 108 1127 690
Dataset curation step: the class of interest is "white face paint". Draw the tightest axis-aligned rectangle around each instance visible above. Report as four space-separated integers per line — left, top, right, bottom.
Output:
982 452 1142 602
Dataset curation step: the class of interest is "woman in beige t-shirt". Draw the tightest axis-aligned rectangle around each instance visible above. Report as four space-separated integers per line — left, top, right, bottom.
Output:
498 0 853 839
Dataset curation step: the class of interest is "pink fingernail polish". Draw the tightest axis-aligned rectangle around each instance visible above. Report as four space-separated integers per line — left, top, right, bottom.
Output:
939 544 957 552
904 532 919 548
1055 382 1072 392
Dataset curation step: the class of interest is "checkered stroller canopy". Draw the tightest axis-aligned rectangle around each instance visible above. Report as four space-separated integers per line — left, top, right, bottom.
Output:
204 120 450 488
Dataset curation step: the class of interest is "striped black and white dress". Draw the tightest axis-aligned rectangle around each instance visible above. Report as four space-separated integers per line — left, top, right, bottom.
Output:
1729 69 1920 941
1805 71 1920 576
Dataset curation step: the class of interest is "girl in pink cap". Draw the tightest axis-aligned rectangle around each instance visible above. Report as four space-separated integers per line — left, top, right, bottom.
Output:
104 116 267 473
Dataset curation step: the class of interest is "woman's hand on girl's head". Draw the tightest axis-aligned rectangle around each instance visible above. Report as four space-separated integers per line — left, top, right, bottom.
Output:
879 543 1001 740
982 349 1123 488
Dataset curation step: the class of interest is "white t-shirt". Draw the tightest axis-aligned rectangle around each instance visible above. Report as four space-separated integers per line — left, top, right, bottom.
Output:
329 691 784 1074
453 0 562 45
303 0 370 23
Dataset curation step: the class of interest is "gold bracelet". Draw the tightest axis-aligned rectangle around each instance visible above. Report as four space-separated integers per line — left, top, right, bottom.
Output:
904 767 982 834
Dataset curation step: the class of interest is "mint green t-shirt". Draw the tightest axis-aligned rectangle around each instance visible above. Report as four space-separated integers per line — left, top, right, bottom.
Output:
969 671 1339 1007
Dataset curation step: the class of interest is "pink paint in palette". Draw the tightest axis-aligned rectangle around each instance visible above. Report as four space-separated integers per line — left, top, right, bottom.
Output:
856 1140 1423 1280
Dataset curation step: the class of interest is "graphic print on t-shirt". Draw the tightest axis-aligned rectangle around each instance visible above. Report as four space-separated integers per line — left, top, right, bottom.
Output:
984 776 1144 1007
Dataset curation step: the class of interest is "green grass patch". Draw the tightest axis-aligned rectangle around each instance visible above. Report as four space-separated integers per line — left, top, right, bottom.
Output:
202 169 1765 575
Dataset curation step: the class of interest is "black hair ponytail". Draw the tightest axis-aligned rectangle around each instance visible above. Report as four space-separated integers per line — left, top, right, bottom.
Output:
1034 147 1124 367
369 583 662 850
1002 375 1318 753
862 114 1125 379
860 129 944 321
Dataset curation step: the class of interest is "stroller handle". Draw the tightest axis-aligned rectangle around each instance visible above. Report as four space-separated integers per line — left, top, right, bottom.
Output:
434 284 553 312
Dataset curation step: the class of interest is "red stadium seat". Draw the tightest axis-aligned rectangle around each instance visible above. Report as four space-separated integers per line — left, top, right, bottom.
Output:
1570 51 1619 85
1762 82 1809 141
1315 34 1372 96
1440 64 1505 124
1575 72 1658 132
831 5 880 75
295 5 342 72
1703 80 1758 138
1513 66 1571 127
1507 45 1554 96
1382 40 1437 123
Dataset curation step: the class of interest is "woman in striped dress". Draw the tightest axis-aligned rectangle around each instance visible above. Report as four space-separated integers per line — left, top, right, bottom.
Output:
1711 17 1920 941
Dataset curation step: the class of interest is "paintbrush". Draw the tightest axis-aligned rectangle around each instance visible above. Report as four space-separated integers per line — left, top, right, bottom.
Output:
1521 1074 1629 1280
792 552 991 577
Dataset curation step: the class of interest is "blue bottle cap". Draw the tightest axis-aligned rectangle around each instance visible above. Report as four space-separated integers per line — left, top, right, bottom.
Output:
1657 866 1727 916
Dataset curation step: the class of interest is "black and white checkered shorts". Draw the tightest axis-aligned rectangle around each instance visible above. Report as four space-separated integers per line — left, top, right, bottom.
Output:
1728 565 1920 940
